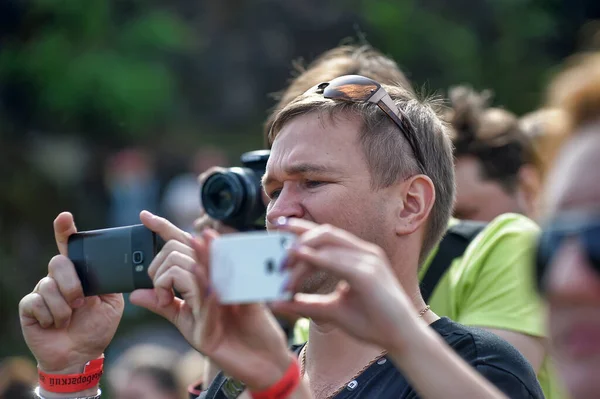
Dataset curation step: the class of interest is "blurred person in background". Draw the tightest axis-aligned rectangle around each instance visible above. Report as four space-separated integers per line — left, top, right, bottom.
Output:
176 350 206 399
0 356 37 399
519 108 570 182
109 343 202 399
536 51 600 399
261 44 415 142
104 148 160 227
197 43 562 398
445 86 542 222
162 147 229 233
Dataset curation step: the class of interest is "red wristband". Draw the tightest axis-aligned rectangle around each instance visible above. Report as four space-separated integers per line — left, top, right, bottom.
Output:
38 357 104 393
250 358 300 399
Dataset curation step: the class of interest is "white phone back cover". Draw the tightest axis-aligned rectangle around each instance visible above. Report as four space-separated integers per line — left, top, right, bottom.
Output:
209 232 295 304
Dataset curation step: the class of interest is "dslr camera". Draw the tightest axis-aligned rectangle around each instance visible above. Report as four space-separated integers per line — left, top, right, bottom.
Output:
200 149 269 231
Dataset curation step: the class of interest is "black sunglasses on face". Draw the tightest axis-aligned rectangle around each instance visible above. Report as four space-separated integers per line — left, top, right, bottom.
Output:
535 212 600 292
315 75 426 173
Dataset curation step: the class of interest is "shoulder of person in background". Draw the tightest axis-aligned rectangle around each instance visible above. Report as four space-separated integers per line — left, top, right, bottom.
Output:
421 212 540 325
434 212 541 332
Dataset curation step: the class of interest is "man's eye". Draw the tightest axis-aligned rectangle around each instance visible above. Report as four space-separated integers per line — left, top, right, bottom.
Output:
269 189 282 199
305 180 325 188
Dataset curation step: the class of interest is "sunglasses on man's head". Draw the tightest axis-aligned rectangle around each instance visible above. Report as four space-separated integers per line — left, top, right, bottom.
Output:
315 75 426 173
535 212 600 292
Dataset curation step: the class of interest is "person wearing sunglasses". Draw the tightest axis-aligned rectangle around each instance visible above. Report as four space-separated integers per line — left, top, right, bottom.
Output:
535 51 600 399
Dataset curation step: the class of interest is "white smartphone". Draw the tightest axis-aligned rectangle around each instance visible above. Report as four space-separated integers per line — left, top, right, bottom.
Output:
209 231 296 304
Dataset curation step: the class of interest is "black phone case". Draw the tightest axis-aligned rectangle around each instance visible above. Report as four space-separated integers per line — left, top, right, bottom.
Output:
67 224 163 296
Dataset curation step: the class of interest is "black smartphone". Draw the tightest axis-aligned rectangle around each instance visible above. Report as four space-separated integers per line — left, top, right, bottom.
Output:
67 224 164 296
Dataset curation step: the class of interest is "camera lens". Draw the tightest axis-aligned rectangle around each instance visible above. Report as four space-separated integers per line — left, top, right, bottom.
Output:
132 251 144 265
199 152 268 231
201 172 245 220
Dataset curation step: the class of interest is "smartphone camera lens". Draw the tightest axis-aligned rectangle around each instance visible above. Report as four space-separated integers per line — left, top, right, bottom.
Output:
132 251 144 265
266 259 275 274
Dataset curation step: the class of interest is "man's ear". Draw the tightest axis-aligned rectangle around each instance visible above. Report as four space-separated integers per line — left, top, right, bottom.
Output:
395 175 436 235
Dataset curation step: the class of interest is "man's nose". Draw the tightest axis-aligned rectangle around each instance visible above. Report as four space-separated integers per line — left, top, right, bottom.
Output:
266 185 305 227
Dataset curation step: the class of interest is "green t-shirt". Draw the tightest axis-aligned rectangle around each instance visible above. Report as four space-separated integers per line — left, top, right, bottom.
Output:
294 213 567 398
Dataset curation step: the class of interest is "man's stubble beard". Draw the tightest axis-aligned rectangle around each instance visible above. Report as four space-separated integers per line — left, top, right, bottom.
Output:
299 270 339 294
298 204 389 295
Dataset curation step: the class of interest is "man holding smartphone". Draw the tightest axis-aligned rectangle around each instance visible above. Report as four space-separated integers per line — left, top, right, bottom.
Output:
196 44 561 398
18 75 545 399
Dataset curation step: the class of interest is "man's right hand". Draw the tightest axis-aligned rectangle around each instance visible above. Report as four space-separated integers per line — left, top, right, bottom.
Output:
18 212 124 375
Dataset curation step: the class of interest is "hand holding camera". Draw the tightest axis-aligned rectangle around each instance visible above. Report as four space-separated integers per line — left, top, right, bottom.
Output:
18 212 125 380
19 206 298 396
18 211 197 378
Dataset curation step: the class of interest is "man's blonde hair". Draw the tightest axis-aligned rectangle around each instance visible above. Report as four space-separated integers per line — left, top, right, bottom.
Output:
268 84 455 263
264 44 413 146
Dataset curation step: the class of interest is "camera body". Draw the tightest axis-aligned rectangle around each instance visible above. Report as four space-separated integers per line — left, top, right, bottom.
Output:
200 150 269 231
67 224 163 296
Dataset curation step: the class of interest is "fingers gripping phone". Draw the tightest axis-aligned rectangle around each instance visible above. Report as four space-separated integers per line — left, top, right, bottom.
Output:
68 225 164 296
209 231 295 304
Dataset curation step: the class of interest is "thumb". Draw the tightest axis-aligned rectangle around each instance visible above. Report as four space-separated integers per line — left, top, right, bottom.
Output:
129 289 180 325
54 212 77 256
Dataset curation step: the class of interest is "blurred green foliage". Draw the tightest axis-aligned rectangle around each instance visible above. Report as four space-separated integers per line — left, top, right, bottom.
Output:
0 0 192 138
362 0 560 114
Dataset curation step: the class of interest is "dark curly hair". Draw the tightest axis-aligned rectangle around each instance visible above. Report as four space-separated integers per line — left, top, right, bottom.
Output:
445 85 535 194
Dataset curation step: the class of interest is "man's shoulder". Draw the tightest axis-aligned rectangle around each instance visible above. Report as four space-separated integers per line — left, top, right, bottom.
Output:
433 316 527 359
431 318 545 398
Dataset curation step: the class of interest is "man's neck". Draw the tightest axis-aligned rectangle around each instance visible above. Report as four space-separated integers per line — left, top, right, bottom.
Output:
303 321 384 397
302 287 439 397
